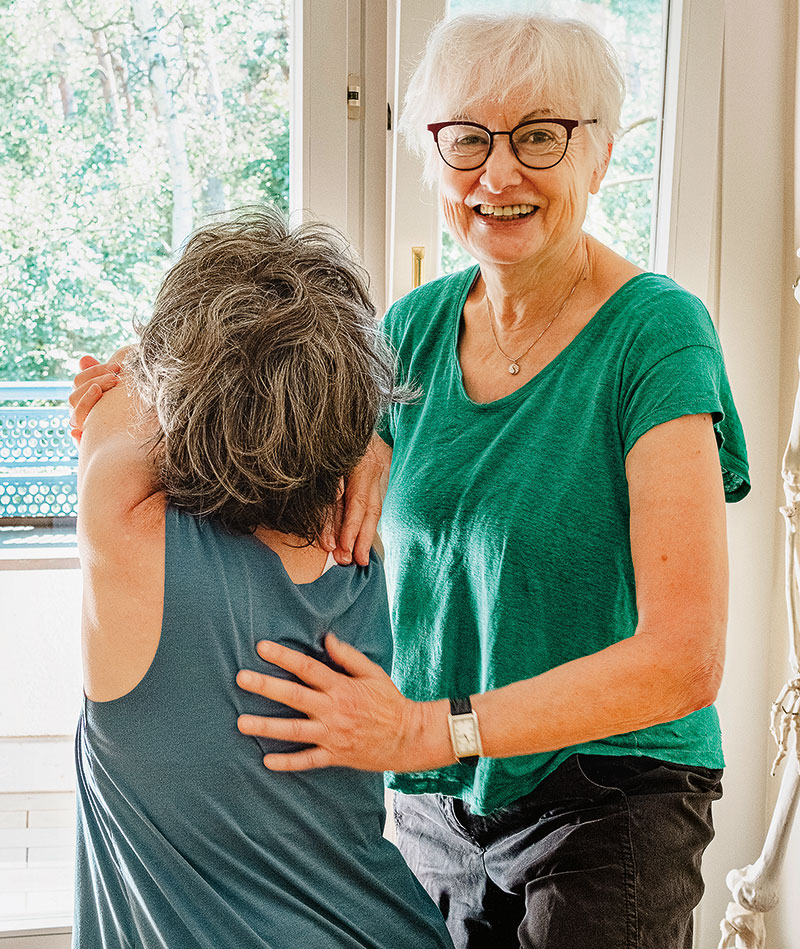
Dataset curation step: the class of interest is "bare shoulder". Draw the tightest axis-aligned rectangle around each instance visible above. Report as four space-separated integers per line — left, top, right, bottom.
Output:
80 493 167 703
77 376 169 702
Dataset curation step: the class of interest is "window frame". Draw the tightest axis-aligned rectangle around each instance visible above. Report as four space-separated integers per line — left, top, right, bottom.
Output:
292 0 390 306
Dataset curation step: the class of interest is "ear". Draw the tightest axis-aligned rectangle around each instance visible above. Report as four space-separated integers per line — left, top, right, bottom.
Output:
589 140 613 195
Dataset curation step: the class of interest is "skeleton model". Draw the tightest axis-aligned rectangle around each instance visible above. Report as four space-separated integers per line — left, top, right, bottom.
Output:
717 348 800 949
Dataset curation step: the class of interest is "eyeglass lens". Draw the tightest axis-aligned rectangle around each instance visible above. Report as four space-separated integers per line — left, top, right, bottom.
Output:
437 122 569 170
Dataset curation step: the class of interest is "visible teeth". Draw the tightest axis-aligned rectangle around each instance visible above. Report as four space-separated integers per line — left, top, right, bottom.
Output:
478 203 535 217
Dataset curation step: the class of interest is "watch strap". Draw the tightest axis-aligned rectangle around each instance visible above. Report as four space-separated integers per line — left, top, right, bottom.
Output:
448 696 481 767
449 697 472 717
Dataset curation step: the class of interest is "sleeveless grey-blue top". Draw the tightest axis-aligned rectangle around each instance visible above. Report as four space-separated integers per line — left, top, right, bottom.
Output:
73 505 452 949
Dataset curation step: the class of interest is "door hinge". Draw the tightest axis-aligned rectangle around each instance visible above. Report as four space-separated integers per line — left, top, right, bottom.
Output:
347 74 361 119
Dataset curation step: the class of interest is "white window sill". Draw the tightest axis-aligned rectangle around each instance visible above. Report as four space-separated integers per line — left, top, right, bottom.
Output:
0 528 78 571
0 922 71 938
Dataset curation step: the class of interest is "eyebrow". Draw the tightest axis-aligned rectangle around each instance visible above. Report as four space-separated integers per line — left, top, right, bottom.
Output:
520 109 556 121
452 107 558 124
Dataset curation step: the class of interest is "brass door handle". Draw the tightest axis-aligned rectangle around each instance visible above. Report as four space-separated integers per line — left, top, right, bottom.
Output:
412 246 425 289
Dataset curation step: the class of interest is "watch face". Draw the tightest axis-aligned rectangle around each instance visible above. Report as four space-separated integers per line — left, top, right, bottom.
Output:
453 719 478 755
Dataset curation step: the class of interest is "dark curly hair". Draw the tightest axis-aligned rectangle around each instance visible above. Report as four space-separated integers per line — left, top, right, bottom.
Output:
129 206 413 542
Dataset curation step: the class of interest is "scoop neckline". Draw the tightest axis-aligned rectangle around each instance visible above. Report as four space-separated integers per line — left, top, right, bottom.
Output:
450 266 657 410
242 532 342 588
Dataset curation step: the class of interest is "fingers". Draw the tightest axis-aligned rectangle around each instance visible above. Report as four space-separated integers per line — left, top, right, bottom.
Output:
256 640 340 689
68 360 123 439
262 747 333 772
323 633 381 678
68 369 121 413
236 714 325 746
68 383 101 431
68 377 117 433
71 360 121 394
236 667 324 716
236 713 332 771
351 507 381 567
335 466 383 567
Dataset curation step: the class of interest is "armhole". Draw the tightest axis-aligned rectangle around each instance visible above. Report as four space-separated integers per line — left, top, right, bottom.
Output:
82 499 167 704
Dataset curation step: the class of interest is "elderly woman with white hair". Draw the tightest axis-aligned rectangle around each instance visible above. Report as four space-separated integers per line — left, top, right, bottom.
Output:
230 14 750 949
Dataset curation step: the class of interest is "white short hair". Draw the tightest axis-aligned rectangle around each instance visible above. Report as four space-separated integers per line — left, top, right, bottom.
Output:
400 13 626 184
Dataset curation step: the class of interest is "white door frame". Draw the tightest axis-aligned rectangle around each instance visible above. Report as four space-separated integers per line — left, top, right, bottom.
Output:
291 0 390 306
653 0 725 311
386 0 446 306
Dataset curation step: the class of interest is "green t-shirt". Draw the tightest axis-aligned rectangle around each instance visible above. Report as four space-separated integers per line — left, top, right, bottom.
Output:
378 267 750 816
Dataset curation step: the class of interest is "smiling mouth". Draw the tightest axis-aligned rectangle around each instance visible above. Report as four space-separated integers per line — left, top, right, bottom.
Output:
475 203 538 220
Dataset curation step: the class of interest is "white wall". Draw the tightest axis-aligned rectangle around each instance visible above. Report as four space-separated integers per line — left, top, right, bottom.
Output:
0 565 82 745
691 1 800 947
770 2 800 947
0 564 81 937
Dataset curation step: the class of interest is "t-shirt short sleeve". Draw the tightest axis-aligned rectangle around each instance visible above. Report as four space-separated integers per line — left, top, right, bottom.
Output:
620 343 750 502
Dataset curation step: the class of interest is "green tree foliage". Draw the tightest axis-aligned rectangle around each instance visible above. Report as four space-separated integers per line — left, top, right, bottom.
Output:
0 0 290 380
442 0 663 274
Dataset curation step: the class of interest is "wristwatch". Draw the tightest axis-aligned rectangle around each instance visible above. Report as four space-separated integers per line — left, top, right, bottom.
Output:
448 697 483 766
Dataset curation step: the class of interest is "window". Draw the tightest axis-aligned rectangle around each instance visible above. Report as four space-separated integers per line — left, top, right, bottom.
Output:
0 0 379 936
0 0 292 384
1 0 389 925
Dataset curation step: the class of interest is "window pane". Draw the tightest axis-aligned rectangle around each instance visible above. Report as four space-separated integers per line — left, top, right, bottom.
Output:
0 0 292 382
442 0 665 274
0 0 291 934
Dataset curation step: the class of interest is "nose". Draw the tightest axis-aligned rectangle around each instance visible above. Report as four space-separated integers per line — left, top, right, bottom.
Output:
480 135 523 192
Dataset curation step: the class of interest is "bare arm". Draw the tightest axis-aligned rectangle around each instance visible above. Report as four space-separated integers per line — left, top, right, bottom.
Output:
77 349 161 535
237 412 728 772
77 351 167 703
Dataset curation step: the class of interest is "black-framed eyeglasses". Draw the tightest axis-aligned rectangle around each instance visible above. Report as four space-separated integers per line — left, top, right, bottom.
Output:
427 118 598 171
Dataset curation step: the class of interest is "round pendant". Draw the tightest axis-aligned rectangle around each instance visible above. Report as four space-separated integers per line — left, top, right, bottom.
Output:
508 363 520 375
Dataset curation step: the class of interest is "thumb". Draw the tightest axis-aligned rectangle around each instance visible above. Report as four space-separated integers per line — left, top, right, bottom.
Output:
324 633 379 678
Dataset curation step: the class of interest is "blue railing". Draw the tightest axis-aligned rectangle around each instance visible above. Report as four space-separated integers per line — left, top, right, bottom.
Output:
0 382 78 520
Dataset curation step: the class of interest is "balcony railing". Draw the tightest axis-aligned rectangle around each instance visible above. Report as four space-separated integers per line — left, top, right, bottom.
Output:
0 383 77 522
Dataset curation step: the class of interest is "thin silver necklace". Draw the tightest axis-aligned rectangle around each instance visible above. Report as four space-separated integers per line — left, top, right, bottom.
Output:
485 257 588 375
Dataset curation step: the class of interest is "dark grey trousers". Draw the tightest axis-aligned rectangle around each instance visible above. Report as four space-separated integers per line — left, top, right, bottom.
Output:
393 754 722 949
